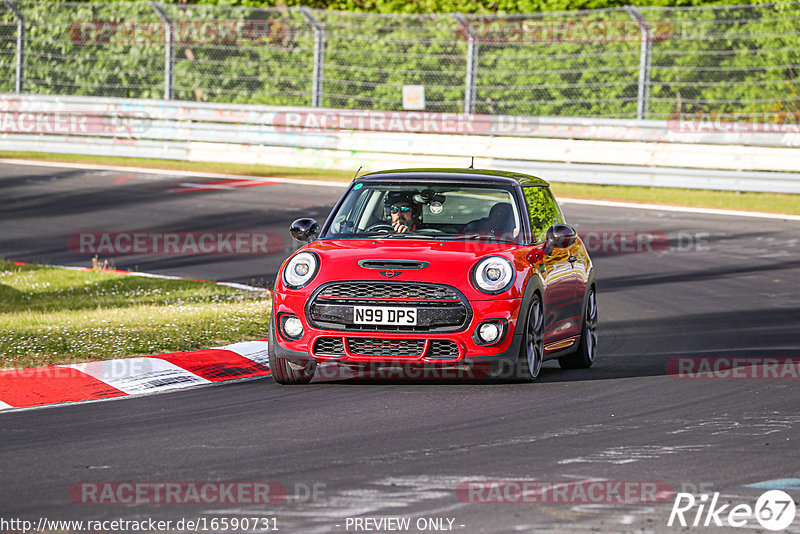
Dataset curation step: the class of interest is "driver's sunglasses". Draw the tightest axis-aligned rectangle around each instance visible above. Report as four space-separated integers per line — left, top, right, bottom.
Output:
390 205 411 213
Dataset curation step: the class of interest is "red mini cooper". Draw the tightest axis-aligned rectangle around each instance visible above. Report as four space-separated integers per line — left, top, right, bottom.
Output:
269 168 596 384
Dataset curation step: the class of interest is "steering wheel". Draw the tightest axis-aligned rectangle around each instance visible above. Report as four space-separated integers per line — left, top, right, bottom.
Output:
366 223 394 233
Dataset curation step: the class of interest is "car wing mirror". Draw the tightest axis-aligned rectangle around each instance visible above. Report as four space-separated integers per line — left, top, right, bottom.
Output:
290 218 319 242
543 224 576 256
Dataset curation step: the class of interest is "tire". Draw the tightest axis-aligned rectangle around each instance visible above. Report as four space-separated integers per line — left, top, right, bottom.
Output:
559 286 598 369
515 293 545 382
268 322 316 385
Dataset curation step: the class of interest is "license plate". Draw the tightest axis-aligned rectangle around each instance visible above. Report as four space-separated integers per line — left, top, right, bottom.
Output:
353 306 417 326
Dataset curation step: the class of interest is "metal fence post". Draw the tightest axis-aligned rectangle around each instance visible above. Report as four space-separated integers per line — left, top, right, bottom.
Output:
454 13 477 114
2 0 24 94
626 5 652 120
300 7 324 108
151 2 173 100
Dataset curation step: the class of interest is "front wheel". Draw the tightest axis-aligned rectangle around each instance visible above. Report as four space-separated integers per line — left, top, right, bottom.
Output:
516 294 544 382
268 323 316 384
558 286 597 369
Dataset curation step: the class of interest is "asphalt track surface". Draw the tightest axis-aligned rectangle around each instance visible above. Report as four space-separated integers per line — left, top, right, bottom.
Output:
1 161 800 533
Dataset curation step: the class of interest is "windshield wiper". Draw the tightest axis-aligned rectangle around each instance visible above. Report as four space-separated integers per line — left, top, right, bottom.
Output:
380 233 425 239
343 231 417 239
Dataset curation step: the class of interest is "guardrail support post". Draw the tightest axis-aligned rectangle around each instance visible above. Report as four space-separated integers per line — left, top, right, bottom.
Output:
300 7 324 108
454 13 477 114
2 0 24 94
626 5 652 120
151 2 174 100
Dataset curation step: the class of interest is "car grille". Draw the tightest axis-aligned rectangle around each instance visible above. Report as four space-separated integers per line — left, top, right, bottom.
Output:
312 337 461 360
313 337 345 357
348 338 425 358
317 282 459 301
309 282 470 333
425 340 460 360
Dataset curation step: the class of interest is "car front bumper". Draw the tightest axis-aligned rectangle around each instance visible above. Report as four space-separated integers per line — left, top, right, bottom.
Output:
271 295 525 367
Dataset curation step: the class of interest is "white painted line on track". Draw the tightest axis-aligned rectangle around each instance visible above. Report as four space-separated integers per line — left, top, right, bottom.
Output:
0 158 349 188
216 281 270 292
2 157 797 219
10 262 269 293
129 272 268 292
557 197 800 221
742 478 800 490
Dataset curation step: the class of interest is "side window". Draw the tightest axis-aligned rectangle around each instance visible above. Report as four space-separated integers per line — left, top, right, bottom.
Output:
330 188 378 234
522 186 564 242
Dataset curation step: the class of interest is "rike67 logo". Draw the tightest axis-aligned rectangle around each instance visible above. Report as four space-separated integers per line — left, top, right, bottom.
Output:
668 490 796 531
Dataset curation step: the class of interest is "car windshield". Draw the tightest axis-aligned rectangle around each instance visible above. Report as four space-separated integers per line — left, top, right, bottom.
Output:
322 182 523 243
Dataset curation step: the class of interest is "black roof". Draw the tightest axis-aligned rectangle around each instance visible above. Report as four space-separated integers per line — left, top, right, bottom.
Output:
356 168 549 186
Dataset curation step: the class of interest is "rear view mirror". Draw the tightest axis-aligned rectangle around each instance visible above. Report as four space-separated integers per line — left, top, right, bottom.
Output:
290 218 319 242
544 224 577 256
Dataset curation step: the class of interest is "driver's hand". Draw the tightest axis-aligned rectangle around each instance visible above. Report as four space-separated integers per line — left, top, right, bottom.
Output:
393 221 410 233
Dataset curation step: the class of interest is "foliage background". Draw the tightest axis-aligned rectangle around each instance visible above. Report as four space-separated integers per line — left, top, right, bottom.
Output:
1 0 798 119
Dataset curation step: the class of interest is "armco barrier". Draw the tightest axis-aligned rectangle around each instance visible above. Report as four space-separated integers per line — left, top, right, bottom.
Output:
2 94 800 193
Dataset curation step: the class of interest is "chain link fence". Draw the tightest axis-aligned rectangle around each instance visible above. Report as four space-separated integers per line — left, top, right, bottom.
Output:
1 0 799 119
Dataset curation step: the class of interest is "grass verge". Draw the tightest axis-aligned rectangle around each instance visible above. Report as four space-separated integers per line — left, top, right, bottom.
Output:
1 150 798 216
550 182 800 216
0 261 271 369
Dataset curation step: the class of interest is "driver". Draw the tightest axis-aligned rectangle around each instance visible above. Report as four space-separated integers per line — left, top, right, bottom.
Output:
385 192 422 233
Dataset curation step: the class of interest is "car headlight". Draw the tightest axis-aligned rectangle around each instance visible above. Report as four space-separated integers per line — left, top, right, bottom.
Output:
472 256 514 294
283 251 319 288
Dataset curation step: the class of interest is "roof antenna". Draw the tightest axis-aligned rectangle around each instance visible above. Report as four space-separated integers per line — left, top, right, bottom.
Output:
353 165 363 180
469 157 474 169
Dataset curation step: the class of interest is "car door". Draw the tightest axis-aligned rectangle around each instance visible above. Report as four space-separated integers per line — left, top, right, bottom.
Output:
521 185 583 342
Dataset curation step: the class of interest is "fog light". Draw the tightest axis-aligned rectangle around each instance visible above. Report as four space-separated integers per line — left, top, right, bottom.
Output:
478 322 501 343
283 316 304 339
